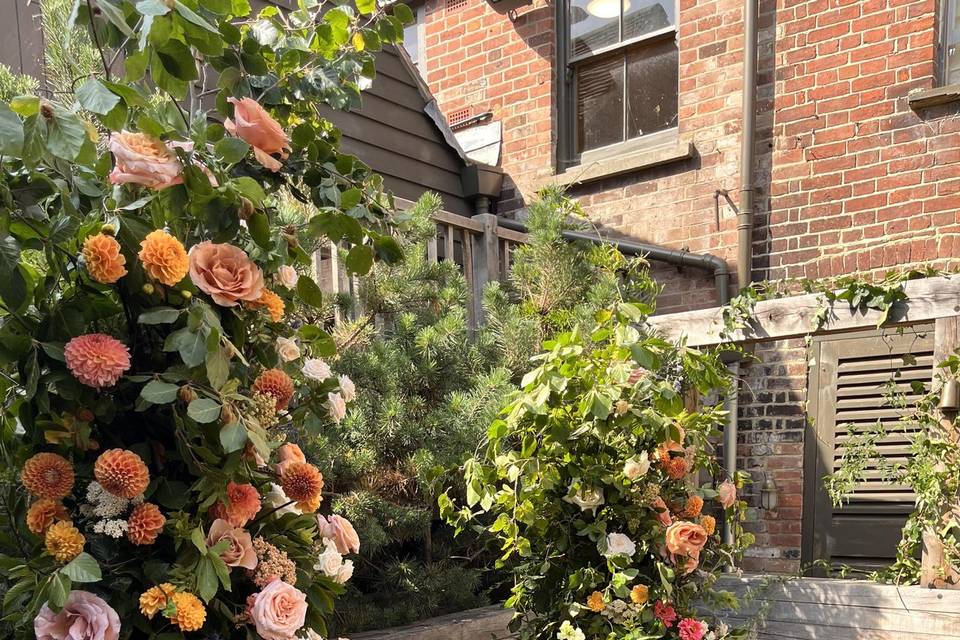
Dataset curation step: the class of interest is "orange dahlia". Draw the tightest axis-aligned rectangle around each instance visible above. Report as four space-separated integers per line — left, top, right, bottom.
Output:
664 456 690 480
700 514 717 536
64 333 131 389
245 288 285 322
21 452 75 500
280 461 324 505
139 229 189 286
127 502 166 545
682 495 704 519
139 583 177 619
210 481 261 528
45 520 85 563
94 449 150 498
26 499 69 535
169 591 206 632
252 368 294 411
82 233 127 284
586 591 606 612
630 584 649 605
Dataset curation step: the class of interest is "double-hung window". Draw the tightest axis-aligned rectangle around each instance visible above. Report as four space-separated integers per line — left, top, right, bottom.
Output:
559 1 679 167
943 0 960 85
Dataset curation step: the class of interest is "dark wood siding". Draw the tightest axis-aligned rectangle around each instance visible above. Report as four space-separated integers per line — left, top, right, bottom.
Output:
0 1 46 88
803 325 934 571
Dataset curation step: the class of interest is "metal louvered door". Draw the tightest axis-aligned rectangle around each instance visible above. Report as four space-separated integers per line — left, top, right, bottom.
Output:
803 325 934 571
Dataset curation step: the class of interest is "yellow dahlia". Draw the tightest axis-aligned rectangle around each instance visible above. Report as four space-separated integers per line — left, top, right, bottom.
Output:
682 495 704 519
169 591 206 632
94 448 150 498
127 502 166 545
139 230 189 286
26 499 69 535
21 452 75 500
700 514 717 536
82 233 127 284
139 583 177 619
45 521 85 563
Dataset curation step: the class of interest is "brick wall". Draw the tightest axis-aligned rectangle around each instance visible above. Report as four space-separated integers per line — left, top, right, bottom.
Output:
420 0 960 315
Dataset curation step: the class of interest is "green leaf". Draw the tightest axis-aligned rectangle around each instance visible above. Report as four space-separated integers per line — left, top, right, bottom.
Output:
0 104 24 155
190 527 207 554
219 420 247 453
205 347 230 390
209 552 232 591
139 307 182 324
297 276 324 307
232 176 266 205
60 553 102 583
214 136 249 163
344 244 374 275
141 380 180 404
248 212 271 248
9 95 39 117
136 0 172 16
196 556 218 602
0 264 28 311
393 3 414 24
188 398 221 423
47 106 88 161
75 79 121 115
175 0 219 32
47 572 71 609
356 0 376 15
95 0 135 36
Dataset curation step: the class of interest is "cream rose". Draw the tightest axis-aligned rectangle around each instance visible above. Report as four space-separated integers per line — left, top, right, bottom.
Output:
276 337 300 362
249 579 308 640
562 481 604 516
225 97 291 172
188 241 264 307
623 451 650 480
302 358 332 381
717 480 737 509
338 374 356 403
604 532 636 557
206 518 258 570
328 392 346 424
277 265 299 289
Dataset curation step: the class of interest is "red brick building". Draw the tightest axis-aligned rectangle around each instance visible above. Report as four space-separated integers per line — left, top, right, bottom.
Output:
407 0 960 574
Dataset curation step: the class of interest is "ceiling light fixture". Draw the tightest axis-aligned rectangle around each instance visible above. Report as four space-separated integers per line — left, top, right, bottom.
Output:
585 0 628 19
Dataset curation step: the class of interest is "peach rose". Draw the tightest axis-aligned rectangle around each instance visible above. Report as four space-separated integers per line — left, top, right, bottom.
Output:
225 97 290 172
317 514 360 555
249 579 308 640
717 480 737 509
108 131 183 190
652 496 673 527
665 521 708 569
206 518 258 570
273 443 306 476
277 265 298 289
188 241 264 306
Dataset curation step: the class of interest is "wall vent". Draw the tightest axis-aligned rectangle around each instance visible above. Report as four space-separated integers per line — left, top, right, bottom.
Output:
447 107 472 127
446 0 468 12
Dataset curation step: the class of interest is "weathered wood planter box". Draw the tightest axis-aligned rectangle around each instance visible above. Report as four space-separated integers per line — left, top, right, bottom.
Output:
352 576 960 639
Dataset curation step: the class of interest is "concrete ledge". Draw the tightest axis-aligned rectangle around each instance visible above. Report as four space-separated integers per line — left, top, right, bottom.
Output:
351 605 514 640
908 84 960 110
548 141 695 187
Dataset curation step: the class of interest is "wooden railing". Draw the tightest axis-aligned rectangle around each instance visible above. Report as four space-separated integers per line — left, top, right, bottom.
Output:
314 210 528 327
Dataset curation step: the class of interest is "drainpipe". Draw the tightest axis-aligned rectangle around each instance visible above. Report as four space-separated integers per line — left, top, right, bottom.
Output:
737 0 759 288
494 218 731 305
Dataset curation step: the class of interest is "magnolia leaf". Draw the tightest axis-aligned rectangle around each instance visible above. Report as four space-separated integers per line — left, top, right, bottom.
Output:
174 0 219 32
218 421 247 453
47 572 71 609
344 244 373 275
196 556 218 602
61 553 102 583
76 79 121 115
214 136 249 163
140 380 180 404
139 307 182 324
9 96 39 117
0 104 24 155
188 398 221 423
248 212 271 248
95 0 136 37
297 276 323 308
47 106 88 161
205 346 230 390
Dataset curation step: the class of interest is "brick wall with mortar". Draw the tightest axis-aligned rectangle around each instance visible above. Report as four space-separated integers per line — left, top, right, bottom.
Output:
419 0 960 315
418 0 960 573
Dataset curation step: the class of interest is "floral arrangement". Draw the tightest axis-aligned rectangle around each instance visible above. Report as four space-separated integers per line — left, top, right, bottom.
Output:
441 304 751 640
0 0 414 638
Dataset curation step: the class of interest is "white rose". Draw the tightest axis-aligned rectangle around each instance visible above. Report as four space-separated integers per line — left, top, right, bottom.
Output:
277 265 299 289
557 621 585 640
604 532 636 557
302 358 332 381
335 558 354 584
338 374 356 403
315 539 343 578
263 483 301 516
328 392 346 424
562 481 604 516
623 451 650 480
276 336 301 362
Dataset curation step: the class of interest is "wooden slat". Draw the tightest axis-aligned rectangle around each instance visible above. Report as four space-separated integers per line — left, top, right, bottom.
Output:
495 227 529 243
338 138 465 196
648 275 960 346
444 224 455 264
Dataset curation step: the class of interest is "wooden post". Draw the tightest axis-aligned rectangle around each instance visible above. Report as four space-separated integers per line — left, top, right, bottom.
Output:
920 316 960 589
470 213 500 325
462 229 476 330
427 226 438 263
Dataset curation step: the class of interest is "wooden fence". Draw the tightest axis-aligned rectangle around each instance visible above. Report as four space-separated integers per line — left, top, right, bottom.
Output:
314 211 528 327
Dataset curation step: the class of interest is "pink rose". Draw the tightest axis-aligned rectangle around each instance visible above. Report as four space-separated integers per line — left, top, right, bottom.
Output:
665 521 708 575
652 496 673 527
188 241 264 306
206 518 258 570
317 514 360 555
225 97 291 172
249 579 308 640
108 132 215 190
35 590 121 640
274 443 307 476
717 480 737 509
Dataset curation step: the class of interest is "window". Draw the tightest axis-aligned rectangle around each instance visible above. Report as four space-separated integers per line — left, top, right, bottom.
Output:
943 0 960 84
559 0 679 166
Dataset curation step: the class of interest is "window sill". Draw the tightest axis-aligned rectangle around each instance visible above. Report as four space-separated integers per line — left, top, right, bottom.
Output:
550 140 695 187
908 84 960 110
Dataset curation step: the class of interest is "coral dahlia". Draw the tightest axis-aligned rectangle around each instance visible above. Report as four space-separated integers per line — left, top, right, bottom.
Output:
82 233 127 284
139 229 189 286
210 481 261 527
700 514 717 536
26 499 69 535
252 368 294 411
21 452 75 500
64 334 131 389
280 462 324 506
45 520 85 563
586 591 605 612
127 502 166 545
94 449 150 499
682 495 704 518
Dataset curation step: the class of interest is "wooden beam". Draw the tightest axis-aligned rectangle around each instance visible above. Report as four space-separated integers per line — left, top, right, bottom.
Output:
648 275 960 346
